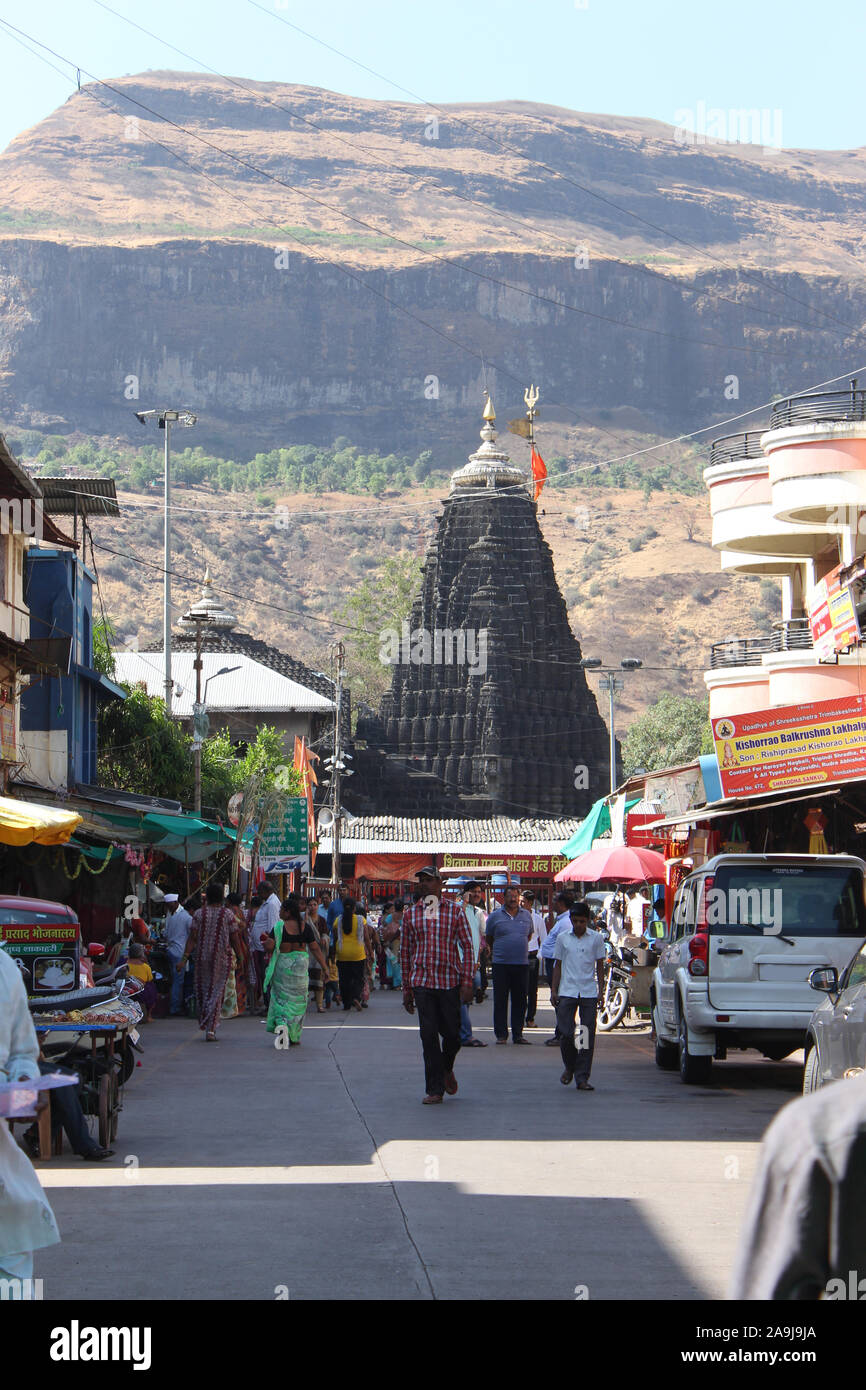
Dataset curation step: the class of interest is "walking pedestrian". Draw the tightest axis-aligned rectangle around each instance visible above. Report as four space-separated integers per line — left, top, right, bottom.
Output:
334 896 368 1012
459 882 487 1047
541 891 574 1046
177 883 246 1041
305 898 328 1013
0 945 61 1288
223 891 251 1017
521 889 548 1027
163 892 194 1016
485 885 533 1044
263 899 329 1044
551 901 606 1091
401 866 475 1104
250 880 281 1014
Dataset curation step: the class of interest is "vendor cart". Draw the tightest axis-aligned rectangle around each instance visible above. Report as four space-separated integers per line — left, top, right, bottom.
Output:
34 1013 137 1150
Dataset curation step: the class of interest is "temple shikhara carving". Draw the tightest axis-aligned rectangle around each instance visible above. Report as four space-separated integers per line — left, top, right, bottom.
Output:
353 396 612 817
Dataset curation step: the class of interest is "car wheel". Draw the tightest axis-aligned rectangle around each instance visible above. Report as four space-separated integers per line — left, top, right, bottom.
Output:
653 1003 678 1070
803 1045 822 1095
678 1010 712 1085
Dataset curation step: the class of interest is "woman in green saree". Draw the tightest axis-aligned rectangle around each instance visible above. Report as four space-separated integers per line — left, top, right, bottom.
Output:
263 899 329 1044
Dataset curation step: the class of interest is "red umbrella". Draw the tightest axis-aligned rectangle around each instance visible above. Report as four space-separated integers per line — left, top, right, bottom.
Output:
555 844 667 885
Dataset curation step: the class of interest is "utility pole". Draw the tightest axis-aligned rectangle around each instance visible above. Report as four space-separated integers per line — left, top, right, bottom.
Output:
133 407 197 717
331 641 344 887
599 674 624 796
163 416 173 715
180 569 238 818
192 618 203 816
581 656 643 796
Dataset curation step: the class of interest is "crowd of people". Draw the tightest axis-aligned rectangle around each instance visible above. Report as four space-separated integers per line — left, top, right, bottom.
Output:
86 874 661 1071
129 878 422 1047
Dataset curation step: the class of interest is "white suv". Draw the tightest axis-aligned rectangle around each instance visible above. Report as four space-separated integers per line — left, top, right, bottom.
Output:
651 853 866 1084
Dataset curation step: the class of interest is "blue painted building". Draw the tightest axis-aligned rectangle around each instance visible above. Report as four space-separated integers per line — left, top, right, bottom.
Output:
19 547 125 791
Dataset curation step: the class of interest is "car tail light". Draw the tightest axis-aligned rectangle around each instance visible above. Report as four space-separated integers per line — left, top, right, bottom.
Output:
688 876 713 976
688 935 708 976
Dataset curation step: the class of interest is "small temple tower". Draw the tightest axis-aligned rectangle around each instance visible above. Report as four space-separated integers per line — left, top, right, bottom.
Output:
358 397 612 817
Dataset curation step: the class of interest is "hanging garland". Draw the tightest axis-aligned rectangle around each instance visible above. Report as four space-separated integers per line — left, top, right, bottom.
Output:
124 844 155 883
54 842 120 879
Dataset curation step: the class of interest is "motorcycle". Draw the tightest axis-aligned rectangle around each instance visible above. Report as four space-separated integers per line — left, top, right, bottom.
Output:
598 937 662 1031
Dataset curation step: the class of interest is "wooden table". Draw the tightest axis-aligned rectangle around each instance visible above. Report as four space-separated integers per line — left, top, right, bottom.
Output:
32 1022 130 1154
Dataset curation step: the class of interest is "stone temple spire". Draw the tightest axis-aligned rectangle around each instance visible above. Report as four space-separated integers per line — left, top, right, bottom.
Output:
355 396 613 818
450 391 528 493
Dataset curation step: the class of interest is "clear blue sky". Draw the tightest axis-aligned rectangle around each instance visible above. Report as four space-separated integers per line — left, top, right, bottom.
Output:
0 0 862 154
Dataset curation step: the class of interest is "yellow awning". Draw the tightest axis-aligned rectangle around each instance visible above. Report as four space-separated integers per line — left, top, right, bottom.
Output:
0 796 82 846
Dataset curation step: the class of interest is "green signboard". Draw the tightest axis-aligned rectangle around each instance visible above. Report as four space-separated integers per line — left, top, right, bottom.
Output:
258 796 309 858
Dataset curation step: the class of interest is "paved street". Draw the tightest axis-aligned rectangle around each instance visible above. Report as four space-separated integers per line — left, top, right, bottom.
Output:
35 991 804 1301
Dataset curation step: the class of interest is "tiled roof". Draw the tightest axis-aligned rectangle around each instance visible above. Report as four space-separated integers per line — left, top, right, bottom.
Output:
142 628 337 705
318 814 582 855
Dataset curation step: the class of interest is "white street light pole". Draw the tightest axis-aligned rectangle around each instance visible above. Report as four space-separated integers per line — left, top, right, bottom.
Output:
581 656 642 796
163 416 172 715
134 407 197 717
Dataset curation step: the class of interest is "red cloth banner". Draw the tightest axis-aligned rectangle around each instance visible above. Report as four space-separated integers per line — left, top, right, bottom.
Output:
354 853 433 882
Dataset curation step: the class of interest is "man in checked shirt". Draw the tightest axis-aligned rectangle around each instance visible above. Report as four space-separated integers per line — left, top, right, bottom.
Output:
401 865 476 1105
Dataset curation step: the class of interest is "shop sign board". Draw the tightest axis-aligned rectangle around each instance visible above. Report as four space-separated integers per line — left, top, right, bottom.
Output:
713 694 866 799
0 913 80 997
259 797 309 858
808 565 860 661
441 853 569 875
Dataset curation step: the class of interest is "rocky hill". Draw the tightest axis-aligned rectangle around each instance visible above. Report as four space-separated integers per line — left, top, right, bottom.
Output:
0 73 865 455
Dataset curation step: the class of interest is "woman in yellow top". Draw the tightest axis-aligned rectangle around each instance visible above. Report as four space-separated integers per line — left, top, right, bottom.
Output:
127 942 157 1023
335 897 374 1013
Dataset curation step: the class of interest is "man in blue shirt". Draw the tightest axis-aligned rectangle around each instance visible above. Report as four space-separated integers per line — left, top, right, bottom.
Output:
540 890 574 1046
485 885 533 1044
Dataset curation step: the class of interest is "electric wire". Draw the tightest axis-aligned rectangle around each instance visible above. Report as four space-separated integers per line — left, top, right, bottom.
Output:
247 0 866 344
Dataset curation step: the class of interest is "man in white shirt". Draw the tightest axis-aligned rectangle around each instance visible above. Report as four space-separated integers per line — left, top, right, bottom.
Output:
626 890 649 940
0 946 61 1287
163 893 194 1016
251 879 281 1012
521 890 548 1028
551 900 607 1091
459 882 488 1047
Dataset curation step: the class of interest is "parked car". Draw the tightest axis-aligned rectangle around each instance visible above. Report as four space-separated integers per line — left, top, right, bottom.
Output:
803 937 866 1092
651 853 866 1084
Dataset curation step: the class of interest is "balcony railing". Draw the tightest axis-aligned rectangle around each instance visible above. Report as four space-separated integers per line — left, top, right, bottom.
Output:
710 618 814 669
770 380 866 430
708 431 766 467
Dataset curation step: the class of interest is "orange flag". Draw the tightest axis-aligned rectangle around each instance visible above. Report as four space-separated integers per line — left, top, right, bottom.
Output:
531 444 547 501
293 736 318 870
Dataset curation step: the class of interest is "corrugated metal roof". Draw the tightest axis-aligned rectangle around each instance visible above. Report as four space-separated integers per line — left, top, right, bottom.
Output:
318 814 582 854
38 476 120 517
115 651 335 715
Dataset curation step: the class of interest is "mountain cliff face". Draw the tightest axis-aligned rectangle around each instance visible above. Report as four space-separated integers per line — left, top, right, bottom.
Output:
0 73 865 453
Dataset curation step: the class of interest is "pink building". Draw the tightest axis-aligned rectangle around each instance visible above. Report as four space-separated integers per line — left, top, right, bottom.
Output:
704 381 866 720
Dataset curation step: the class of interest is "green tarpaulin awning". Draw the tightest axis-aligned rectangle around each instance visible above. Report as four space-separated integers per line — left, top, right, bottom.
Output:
560 797 643 860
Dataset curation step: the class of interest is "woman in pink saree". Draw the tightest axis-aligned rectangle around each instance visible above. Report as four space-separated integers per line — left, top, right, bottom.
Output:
177 882 245 1040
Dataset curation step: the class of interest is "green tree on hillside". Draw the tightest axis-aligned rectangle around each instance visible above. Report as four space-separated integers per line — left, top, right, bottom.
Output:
337 552 423 709
623 693 715 776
